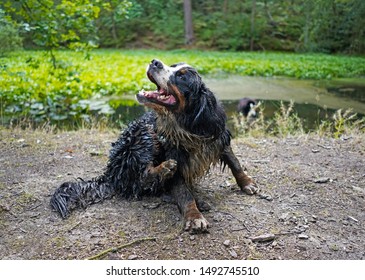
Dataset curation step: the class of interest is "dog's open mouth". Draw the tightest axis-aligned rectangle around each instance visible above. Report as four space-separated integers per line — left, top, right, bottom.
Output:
137 73 177 107
140 87 176 105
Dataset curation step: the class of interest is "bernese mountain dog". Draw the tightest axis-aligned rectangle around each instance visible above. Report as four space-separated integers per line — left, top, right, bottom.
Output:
50 59 257 233
237 98 258 118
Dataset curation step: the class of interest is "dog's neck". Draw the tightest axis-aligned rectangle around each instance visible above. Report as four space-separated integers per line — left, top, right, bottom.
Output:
156 111 222 184
156 112 213 150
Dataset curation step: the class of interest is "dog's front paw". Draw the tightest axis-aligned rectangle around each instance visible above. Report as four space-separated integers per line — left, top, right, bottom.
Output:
241 182 258 195
184 214 210 234
238 175 258 195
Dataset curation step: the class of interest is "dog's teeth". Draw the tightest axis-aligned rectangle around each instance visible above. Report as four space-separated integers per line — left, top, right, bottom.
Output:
158 95 168 100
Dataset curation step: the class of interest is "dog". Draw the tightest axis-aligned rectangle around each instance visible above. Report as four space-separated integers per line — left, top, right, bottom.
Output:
50 59 257 233
237 97 260 126
237 98 258 118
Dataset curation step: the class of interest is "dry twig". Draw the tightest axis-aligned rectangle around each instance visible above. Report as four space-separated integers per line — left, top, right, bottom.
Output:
87 237 157 260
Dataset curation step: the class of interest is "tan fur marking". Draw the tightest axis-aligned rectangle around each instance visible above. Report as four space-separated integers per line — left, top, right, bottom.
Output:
169 84 185 113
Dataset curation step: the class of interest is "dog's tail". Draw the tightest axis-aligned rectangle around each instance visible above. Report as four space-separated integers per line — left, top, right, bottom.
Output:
50 175 116 218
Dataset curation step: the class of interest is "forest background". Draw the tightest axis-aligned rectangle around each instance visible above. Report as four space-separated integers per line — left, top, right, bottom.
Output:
1 0 364 55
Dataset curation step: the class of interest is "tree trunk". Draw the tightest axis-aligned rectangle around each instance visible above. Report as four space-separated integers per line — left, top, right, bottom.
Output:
250 0 256 51
303 1 310 51
111 14 119 48
184 0 194 45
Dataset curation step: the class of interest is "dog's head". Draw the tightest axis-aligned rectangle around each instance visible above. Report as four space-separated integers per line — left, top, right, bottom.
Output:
137 59 202 112
137 59 227 137
237 98 258 118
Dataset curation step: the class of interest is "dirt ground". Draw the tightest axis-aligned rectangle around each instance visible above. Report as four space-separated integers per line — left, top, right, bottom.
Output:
0 127 364 260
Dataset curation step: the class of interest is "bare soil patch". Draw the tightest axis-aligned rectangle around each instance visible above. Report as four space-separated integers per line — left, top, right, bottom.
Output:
0 128 364 260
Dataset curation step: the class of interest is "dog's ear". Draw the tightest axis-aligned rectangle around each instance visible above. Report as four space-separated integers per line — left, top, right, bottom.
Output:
190 84 226 138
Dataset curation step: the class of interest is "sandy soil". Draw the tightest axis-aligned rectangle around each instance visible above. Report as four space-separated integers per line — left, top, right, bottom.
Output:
0 127 364 260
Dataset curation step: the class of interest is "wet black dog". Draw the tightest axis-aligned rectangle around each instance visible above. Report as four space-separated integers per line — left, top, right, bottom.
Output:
51 59 257 233
237 97 258 118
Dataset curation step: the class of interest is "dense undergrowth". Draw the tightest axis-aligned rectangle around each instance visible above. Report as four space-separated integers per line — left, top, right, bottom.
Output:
0 49 364 130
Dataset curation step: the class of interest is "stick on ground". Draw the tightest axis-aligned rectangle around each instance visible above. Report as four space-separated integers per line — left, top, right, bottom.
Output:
87 237 157 260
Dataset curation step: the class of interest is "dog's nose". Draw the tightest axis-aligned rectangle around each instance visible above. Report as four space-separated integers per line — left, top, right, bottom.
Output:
151 59 163 69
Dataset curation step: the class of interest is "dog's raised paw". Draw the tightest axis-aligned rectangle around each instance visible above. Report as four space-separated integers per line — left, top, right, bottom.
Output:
161 159 177 178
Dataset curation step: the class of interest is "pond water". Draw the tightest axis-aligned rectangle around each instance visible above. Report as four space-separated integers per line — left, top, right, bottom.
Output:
113 76 365 131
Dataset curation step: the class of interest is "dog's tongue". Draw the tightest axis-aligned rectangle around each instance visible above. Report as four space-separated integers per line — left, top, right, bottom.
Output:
137 89 176 106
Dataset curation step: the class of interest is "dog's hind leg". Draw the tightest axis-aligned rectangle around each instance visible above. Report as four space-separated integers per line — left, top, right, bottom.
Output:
221 146 258 195
170 179 209 234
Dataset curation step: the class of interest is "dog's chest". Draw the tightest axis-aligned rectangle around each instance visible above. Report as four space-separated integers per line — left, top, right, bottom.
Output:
156 115 223 184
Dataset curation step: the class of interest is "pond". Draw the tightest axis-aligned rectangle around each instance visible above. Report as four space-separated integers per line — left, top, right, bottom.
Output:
112 76 365 131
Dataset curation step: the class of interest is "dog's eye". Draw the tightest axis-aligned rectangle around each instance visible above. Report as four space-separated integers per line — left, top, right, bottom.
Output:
176 70 187 80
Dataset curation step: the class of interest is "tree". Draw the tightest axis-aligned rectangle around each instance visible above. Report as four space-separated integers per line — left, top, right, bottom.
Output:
0 8 22 55
183 0 194 45
96 0 133 48
250 0 256 51
2 0 100 67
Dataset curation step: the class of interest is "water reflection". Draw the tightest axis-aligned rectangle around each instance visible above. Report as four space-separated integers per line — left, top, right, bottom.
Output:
205 76 365 115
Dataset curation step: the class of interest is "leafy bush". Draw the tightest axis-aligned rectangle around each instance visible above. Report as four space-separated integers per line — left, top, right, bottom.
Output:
318 109 365 138
0 9 22 55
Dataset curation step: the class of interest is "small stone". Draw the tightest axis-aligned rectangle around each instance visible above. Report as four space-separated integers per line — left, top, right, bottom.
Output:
251 233 276 242
351 186 364 194
314 177 330 183
258 193 273 201
229 249 237 258
142 202 161 209
90 150 102 156
128 255 138 260
347 216 359 223
223 240 230 247
298 234 309 239
189 235 195 241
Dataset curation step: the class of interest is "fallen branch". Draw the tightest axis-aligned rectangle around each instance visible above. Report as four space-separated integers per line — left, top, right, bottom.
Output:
87 237 157 260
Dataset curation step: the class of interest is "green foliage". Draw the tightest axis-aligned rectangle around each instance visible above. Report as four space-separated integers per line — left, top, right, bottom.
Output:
0 9 22 55
318 109 365 138
97 0 364 53
2 0 364 53
0 49 364 126
95 0 135 48
302 0 365 54
2 0 100 67
270 101 304 137
234 102 365 138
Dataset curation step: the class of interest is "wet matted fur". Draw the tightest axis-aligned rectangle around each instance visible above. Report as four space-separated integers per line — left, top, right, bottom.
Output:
50 59 257 233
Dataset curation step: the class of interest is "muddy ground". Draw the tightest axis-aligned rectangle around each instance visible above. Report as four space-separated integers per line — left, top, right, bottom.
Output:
0 127 364 260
